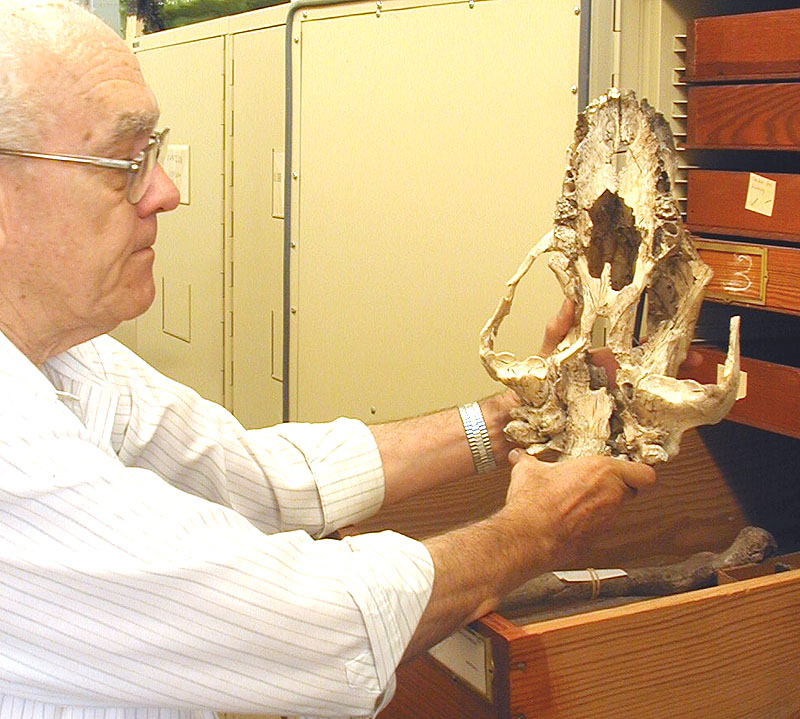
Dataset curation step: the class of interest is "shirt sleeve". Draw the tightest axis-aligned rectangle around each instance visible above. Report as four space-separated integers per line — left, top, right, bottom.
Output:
1 336 439 715
0 417 434 716
85 335 386 537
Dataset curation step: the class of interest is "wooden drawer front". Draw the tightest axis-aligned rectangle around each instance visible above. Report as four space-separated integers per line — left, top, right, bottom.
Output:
687 346 800 438
687 8 800 82
687 170 800 242
686 83 800 150
502 573 800 719
695 238 800 314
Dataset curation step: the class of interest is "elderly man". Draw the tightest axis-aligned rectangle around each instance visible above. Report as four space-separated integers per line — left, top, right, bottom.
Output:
0 2 655 718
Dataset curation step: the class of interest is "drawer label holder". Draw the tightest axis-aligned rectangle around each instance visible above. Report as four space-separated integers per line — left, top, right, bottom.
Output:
695 239 768 306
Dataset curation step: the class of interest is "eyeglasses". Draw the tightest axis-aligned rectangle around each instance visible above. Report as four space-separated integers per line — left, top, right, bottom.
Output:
0 128 170 204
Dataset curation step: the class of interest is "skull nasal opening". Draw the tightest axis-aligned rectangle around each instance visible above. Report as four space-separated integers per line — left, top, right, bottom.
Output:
587 189 641 291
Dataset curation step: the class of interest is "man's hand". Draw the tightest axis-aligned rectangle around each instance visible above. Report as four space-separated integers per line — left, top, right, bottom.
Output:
502 449 656 566
406 448 656 660
540 298 576 356
541 298 703 389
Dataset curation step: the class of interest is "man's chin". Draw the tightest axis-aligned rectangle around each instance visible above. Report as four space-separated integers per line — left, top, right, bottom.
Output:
116 281 156 325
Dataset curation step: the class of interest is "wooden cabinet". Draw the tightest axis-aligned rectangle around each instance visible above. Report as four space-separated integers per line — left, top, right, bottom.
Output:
687 170 800 243
685 8 800 149
683 6 800 440
683 346 800 438
686 8 800 82
687 83 800 150
693 239 800 314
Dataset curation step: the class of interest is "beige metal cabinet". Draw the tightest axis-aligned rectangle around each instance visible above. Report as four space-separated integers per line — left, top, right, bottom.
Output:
130 36 227 404
125 10 287 424
289 0 576 423
124 0 581 429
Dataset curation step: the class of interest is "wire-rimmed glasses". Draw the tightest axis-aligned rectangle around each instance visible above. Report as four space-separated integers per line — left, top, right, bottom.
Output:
0 128 170 204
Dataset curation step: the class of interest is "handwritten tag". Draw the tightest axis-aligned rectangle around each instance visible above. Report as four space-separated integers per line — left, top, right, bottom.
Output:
745 173 776 217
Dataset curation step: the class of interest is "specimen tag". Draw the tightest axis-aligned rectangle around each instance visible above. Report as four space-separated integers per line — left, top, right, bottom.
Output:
553 569 628 583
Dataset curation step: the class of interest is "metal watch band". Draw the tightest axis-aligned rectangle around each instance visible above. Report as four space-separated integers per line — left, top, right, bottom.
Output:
458 401 497 475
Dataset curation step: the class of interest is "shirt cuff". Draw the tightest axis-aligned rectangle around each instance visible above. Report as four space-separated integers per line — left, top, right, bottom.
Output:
341 531 435 713
262 418 386 536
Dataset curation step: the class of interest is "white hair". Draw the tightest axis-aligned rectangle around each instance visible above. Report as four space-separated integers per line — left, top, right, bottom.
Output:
0 0 121 149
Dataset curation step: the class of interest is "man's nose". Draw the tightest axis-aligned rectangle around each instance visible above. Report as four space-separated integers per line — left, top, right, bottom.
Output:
136 163 180 216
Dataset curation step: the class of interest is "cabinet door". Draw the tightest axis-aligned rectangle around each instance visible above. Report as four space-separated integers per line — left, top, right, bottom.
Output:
133 37 226 403
291 0 581 423
229 25 286 429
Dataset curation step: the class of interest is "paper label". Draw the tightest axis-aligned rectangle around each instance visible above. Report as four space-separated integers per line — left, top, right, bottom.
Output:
428 627 490 698
745 173 776 217
718 364 748 400
553 569 628 583
164 144 190 205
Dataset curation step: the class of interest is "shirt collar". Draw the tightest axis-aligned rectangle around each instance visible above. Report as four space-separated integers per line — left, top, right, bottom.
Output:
0 329 120 450
0 328 62 400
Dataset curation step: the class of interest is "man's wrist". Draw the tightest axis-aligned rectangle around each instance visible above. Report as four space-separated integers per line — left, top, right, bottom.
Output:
476 392 519 467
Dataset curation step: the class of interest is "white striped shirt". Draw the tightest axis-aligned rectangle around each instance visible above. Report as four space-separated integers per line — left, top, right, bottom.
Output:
0 332 434 719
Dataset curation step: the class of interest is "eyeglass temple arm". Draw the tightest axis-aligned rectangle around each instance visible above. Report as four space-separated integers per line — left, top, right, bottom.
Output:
0 148 138 171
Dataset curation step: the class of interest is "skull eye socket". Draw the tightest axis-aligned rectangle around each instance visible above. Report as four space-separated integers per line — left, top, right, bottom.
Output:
587 189 641 291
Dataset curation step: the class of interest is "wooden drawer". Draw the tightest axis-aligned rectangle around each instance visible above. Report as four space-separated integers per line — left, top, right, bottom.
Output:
686 83 800 150
684 346 800 439
687 170 800 243
387 571 800 719
359 425 800 718
693 237 800 315
686 8 800 82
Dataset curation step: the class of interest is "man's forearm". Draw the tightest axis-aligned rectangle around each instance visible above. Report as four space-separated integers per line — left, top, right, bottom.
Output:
370 392 517 507
403 507 551 660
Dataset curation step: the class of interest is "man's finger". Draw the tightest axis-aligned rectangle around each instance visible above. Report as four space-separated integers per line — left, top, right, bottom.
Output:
617 460 656 491
539 299 575 356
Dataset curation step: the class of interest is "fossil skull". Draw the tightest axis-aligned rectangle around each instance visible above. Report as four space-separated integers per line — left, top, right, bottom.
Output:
480 89 740 464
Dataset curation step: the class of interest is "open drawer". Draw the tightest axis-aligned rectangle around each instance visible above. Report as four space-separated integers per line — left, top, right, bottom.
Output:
384 567 800 719
356 425 800 719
